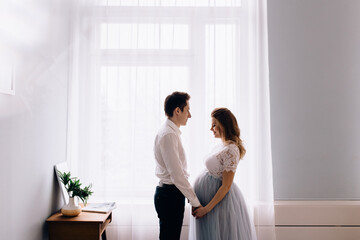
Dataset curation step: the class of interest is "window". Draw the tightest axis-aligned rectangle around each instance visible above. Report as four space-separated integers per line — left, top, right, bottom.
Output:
80 3 243 204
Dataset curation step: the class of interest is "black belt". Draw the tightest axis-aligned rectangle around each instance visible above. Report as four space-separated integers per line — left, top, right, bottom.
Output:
159 182 176 188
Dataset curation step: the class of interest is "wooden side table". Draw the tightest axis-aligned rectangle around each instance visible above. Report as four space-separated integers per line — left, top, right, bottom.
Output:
46 211 112 240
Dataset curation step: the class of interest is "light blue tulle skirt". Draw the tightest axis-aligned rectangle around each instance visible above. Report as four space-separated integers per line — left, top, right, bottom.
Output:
189 172 257 240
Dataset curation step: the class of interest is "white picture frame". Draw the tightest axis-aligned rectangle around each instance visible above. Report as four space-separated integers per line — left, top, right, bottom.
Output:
54 162 70 204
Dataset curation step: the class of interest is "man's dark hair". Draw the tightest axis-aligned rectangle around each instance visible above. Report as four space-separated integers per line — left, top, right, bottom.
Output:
164 91 190 117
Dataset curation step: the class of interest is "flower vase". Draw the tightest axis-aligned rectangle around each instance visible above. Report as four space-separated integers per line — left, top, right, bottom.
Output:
61 197 81 217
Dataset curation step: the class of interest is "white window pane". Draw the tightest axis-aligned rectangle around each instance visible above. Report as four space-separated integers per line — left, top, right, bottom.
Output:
99 66 189 191
118 0 138 6
159 0 176 6
101 23 189 49
206 24 236 109
160 24 189 49
108 23 120 49
138 0 161 6
121 24 138 49
101 23 139 49
137 24 160 49
100 24 108 49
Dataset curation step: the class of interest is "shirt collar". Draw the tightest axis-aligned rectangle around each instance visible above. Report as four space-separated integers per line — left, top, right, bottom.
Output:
166 119 182 135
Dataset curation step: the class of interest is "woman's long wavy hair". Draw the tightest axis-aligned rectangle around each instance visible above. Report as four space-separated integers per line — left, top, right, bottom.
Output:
211 108 246 159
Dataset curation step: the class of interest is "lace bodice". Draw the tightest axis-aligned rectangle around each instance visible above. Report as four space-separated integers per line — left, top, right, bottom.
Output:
205 143 240 178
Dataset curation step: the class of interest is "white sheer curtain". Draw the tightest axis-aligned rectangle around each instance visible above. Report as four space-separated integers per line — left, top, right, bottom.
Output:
67 0 275 239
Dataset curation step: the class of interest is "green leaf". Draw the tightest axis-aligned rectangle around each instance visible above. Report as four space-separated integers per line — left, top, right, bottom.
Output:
56 170 93 202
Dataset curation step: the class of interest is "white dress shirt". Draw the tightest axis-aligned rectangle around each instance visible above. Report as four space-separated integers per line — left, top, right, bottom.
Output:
154 119 201 207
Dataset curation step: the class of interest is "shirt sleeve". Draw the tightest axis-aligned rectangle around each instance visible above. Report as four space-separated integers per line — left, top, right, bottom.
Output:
159 133 201 207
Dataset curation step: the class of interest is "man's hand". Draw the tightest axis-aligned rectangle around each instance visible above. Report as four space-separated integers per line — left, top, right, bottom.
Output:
193 206 208 219
192 205 201 217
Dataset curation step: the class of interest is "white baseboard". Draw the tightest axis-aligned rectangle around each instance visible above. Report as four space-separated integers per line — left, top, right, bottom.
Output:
275 201 360 240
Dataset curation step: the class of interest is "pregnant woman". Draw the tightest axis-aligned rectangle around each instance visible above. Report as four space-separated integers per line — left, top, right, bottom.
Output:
190 108 257 240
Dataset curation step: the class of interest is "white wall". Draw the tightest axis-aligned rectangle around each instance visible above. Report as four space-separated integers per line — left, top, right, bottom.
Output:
0 1 73 239
268 0 360 200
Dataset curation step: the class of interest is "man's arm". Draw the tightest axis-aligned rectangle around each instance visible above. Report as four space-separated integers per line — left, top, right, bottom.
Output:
159 133 201 207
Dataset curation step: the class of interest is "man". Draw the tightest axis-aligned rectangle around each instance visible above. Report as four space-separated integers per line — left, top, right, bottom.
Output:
154 91 201 240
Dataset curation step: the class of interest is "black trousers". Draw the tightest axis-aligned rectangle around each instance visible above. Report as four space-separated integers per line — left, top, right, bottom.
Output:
154 184 185 240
